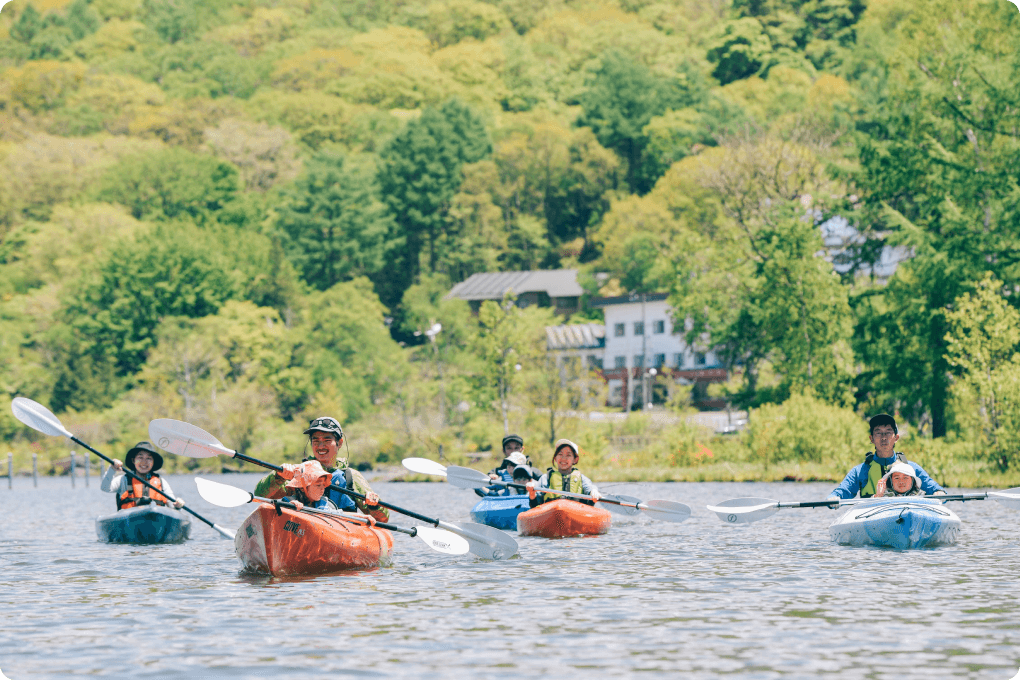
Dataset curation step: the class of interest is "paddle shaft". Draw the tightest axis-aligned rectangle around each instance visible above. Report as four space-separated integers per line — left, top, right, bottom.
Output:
256 495 417 537
782 493 1002 509
70 435 224 532
231 450 447 527
486 479 629 507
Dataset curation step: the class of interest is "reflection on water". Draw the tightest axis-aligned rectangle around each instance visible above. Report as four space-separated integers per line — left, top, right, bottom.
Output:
2 475 1020 679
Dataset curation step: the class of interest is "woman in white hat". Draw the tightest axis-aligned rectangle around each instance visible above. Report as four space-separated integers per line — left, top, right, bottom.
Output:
526 439 601 508
874 462 925 497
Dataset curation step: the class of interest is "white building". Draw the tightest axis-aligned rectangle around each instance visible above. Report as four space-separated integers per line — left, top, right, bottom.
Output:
591 293 727 409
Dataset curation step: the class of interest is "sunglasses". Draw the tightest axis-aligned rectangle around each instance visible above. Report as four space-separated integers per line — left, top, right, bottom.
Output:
309 418 342 431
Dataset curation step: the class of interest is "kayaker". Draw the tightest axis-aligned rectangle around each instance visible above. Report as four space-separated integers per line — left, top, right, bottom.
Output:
476 452 528 497
253 416 389 522
100 442 186 511
280 460 339 511
827 414 946 502
526 439 601 508
488 434 530 481
874 462 925 497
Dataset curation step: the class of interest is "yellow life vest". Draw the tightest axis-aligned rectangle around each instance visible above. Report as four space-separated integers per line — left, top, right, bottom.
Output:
859 452 908 498
545 468 583 500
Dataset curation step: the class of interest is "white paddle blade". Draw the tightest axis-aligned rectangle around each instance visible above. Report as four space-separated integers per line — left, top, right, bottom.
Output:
445 465 492 490
601 494 642 516
402 457 448 476
212 524 237 540
706 497 781 524
437 520 519 560
414 526 470 555
11 397 73 438
149 419 233 458
989 487 1020 511
195 477 254 508
639 499 692 524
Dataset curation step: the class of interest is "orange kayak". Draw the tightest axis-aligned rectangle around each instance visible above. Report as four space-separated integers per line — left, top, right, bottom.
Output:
516 499 612 538
235 503 393 576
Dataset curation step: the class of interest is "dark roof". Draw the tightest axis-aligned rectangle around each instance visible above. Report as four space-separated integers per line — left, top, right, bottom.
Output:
446 270 583 301
589 292 669 307
546 323 605 350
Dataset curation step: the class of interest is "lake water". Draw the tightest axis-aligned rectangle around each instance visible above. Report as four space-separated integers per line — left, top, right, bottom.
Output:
2 474 1019 679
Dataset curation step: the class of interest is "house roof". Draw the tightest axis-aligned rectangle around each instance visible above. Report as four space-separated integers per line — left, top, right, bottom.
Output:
589 292 669 307
546 323 605 350
446 269 583 301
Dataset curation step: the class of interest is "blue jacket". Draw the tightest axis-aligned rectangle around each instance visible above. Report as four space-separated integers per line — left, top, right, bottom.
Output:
829 453 944 499
324 470 358 511
474 468 518 497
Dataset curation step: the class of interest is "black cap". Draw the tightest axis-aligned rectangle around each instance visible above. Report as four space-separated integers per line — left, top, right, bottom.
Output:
303 416 344 440
502 434 524 450
869 413 898 434
125 441 163 472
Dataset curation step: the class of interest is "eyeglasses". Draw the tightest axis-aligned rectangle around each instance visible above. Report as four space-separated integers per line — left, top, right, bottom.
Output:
872 430 896 438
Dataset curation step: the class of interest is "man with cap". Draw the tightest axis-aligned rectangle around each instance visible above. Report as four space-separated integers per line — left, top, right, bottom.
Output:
488 434 530 482
100 441 186 510
253 416 389 522
826 414 946 502
526 438 601 508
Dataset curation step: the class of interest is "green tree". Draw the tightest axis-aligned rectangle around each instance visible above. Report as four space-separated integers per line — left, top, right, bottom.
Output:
10 3 43 43
577 51 705 194
95 148 239 223
377 98 490 305
66 0 100 40
276 152 394 291
705 18 772 85
59 225 238 390
849 0 1020 436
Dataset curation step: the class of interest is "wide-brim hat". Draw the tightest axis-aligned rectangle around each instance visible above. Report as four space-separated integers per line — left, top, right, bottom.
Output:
505 452 527 467
125 441 163 472
553 438 579 459
285 460 332 489
886 462 918 482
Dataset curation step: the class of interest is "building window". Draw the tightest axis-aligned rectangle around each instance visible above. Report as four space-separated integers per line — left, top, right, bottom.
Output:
633 321 645 336
653 320 665 334
633 354 644 368
614 323 625 337
695 352 706 366
653 353 666 368
614 356 626 369
674 353 684 368
588 355 603 370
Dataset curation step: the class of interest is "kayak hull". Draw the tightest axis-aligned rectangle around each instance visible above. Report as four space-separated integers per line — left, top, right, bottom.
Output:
95 505 192 544
235 503 393 576
517 499 612 538
829 498 961 549
470 494 530 531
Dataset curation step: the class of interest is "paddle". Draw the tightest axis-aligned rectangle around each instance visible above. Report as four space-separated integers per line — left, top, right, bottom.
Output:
707 489 1020 524
194 478 470 555
444 465 692 524
149 419 519 560
402 457 449 477
10 397 236 540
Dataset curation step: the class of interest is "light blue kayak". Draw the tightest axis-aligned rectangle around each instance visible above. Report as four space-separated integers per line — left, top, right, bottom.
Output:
96 504 192 544
470 494 530 531
828 497 960 549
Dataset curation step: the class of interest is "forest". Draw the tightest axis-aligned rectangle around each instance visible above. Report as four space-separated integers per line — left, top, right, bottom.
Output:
1 0 1019 485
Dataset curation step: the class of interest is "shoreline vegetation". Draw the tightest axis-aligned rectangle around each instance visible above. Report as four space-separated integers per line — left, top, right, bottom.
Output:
2 0 1019 490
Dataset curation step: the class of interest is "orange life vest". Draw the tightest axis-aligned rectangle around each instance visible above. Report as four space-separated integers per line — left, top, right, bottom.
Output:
117 473 168 510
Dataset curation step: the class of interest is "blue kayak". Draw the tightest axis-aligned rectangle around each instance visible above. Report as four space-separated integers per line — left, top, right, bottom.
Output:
96 504 192 544
470 495 530 531
828 497 960 549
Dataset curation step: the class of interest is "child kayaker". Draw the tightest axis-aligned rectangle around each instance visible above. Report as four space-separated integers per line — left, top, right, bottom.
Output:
526 439 601 508
477 452 528 497
100 441 186 511
280 461 339 511
874 462 925 497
